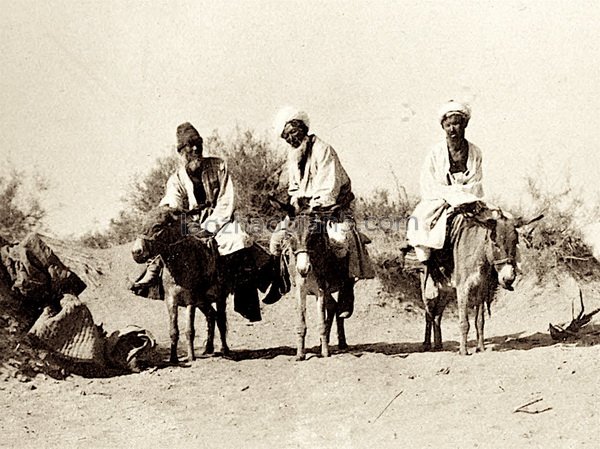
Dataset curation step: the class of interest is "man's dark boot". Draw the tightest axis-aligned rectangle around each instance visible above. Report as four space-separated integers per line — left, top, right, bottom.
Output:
131 256 163 296
262 282 283 305
262 255 288 305
337 278 355 319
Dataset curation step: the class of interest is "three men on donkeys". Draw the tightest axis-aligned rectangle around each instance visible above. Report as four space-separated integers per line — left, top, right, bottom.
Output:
134 101 482 317
264 107 375 317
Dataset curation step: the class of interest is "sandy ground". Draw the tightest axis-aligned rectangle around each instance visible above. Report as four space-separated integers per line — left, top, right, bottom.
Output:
1 245 600 449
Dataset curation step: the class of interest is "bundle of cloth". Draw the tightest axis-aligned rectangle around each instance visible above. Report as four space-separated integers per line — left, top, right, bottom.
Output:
1 233 156 374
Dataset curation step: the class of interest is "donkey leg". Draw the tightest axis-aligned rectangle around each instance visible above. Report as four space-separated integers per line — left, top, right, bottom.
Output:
433 311 444 351
166 297 179 363
456 287 470 356
433 292 448 351
475 303 485 353
336 312 348 351
198 302 216 355
317 290 329 358
216 294 229 356
324 293 336 345
185 304 196 361
421 271 433 351
295 283 307 361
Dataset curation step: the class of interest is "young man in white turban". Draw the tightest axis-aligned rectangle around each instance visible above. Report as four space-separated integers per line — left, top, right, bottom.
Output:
264 107 374 317
406 101 484 297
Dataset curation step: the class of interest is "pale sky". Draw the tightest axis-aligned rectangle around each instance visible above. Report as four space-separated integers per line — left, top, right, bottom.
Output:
1 1 599 237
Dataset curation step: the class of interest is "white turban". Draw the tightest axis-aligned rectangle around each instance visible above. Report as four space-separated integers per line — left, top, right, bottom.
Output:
437 101 471 124
273 106 310 137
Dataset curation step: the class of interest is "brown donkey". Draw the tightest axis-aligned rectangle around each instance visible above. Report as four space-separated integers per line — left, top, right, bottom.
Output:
132 207 229 363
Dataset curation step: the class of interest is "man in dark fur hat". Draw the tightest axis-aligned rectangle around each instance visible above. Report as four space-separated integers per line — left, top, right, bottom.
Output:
132 122 272 321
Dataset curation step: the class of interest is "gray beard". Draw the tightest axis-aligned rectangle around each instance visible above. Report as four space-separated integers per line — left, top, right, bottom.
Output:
184 157 203 178
288 137 308 166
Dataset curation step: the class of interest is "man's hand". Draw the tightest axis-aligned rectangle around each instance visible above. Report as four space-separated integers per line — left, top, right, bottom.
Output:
186 222 214 239
291 196 310 214
195 229 214 239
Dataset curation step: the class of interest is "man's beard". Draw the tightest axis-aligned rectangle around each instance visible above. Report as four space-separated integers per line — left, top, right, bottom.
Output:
288 137 308 165
185 156 203 179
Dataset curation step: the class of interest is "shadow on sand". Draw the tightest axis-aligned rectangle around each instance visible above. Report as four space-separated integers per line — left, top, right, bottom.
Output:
145 324 600 367
485 325 600 352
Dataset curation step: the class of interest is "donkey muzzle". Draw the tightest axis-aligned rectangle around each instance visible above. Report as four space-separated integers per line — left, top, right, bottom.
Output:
131 238 148 264
497 264 516 290
295 251 312 277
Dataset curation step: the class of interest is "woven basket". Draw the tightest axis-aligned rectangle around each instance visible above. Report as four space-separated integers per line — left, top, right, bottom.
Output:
28 294 105 365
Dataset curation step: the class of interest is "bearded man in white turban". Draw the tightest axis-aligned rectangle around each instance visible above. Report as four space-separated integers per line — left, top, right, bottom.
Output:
264 107 374 317
406 101 484 297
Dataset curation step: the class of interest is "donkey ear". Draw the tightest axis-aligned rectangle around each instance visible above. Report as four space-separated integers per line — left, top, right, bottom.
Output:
267 194 295 217
515 214 544 229
167 207 185 220
478 208 502 223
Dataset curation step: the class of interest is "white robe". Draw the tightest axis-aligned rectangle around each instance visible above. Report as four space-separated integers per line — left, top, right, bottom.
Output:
407 140 484 249
280 136 374 279
287 136 352 209
160 165 252 256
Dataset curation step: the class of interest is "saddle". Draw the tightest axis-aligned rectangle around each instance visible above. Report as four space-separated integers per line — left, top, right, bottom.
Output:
402 201 495 283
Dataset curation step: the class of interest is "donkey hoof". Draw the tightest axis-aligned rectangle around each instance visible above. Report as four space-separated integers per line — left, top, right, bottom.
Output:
338 341 348 351
295 354 306 362
422 342 432 352
202 346 215 356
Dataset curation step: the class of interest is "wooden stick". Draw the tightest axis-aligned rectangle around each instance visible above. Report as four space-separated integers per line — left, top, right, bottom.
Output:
371 390 403 423
513 397 552 414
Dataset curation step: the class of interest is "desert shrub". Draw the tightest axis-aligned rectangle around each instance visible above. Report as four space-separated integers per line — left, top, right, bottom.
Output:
355 186 420 301
0 167 46 240
80 128 286 247
516 175 600 282
206 129 286 221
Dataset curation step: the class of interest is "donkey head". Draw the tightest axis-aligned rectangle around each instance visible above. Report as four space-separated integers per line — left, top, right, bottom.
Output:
288 212 331 278
131 207 187 264
484 209 543 290
267 195 338 279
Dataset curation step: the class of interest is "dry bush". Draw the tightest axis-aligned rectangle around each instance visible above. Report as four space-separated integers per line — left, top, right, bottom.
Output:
515 175 600 283
0 166 47 241
80 128 286 248
355 187 421 302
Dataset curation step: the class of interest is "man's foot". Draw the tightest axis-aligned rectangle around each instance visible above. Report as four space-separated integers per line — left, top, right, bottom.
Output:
133 258 162 287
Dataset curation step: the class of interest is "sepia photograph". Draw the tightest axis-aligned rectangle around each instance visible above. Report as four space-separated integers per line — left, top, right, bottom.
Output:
1 1 599 448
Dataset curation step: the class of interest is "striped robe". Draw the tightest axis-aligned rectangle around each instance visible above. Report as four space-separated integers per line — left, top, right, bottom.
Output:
160 157 252 256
